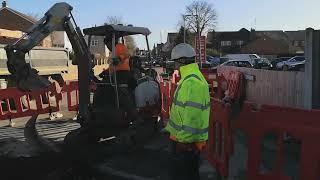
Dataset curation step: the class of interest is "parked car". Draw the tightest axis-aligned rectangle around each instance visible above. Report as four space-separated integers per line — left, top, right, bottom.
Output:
207 56 220 67
144 58 160 67
224 54 261 65
271 57 291 70
163 60 175 75
276 56 306 71
207 55 214 61
220 60 254 68
198 61 213 68
219 57 230 64
253 58 273 70
154 57 163 66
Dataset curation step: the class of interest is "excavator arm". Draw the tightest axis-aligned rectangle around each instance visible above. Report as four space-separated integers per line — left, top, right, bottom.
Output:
5 2 93 123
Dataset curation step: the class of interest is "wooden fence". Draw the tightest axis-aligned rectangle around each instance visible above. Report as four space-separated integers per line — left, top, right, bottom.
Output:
220 67 305 108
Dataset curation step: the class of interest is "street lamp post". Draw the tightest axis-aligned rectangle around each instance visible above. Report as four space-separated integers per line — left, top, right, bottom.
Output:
183 14 202 67
183 15 188 43
183 14 197 43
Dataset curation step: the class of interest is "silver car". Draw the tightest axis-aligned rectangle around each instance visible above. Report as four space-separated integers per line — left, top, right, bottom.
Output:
276 56 305 71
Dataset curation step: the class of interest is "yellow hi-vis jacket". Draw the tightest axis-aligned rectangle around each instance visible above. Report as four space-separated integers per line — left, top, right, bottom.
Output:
165 63 210 143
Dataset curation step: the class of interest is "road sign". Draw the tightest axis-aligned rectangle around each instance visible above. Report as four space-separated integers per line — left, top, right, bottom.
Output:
195 36 206 63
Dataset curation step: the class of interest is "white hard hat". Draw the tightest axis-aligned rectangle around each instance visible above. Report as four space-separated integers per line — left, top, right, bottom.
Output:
171 43 196 60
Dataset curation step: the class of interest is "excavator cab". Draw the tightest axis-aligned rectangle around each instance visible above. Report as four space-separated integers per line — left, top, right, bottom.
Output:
83 24 153 73
81 25 161 142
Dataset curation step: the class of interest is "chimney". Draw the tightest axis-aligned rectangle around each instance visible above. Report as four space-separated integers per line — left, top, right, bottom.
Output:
2 1 7 8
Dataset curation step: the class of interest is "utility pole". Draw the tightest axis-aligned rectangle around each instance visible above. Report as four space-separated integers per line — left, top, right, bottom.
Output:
183 15 187 43
183 14 197 43
183 14 201 67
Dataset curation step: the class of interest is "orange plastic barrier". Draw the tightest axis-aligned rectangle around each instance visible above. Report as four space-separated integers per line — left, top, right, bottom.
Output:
216 68 244 100
61 81 96 112
0 84 61 120
61 81 79 111
207 98 233 176
235 103 320 180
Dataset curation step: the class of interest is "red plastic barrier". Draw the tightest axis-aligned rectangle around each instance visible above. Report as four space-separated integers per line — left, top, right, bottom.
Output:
216 68 244 100
159 81 173 125
0 83 61 120
235 102 320 180
206 68 244 177
201 68 217 97
61 81 96 112
61 81 80 111
207 98 233 177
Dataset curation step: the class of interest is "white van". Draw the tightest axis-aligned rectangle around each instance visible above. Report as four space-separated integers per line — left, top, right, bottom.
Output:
222 54 261 65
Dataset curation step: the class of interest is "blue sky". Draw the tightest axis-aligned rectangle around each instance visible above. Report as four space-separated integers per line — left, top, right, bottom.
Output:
5 0 320 48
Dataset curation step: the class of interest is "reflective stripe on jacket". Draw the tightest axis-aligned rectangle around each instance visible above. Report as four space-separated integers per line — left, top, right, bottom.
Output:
165 63 210 143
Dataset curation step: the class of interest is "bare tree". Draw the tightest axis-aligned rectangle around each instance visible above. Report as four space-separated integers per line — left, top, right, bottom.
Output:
105 16 136 54
184 1 217 35
106 16 123 25
26 13 40 20
124 36 136 55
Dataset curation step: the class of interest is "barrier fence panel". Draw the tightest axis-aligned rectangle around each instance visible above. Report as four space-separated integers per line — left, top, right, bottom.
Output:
62 81 79 111
61 81 97 112
235 102 320 180
206 68 244 177
0 83 61 120
207 98 233 177
159 81 171 124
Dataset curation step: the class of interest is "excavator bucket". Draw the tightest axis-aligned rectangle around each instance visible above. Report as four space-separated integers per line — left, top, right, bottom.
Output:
4 2 73 91
5 45 51 91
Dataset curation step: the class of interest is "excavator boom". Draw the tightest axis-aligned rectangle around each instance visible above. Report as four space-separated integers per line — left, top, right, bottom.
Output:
5 2 92 123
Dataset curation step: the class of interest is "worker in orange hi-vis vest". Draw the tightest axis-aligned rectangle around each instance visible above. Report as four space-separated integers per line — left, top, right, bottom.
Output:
109 43 131 72
100 43 140 126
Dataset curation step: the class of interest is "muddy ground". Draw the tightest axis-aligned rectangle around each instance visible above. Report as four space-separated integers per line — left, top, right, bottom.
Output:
0 114 216 180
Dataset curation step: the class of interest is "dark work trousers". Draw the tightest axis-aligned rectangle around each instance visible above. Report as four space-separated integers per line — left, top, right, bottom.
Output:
169 140 200 180
112 70 141 123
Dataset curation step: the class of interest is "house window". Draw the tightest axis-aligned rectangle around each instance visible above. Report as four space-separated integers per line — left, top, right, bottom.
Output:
221 41 231 47
236 40 244 46
293 40 299 47
91 40 99 46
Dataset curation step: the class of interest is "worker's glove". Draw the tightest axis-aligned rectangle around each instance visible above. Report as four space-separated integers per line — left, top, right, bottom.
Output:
112 57 120 66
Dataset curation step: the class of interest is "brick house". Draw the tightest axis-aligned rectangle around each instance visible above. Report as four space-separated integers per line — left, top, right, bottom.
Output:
0 1 65 47
162 32 197 58
51 31 66 48
208 28 305 56
240 35 289 56
88 36 109 57
84 35 110 65
253 30 288 42
286 30 305 54
207 28 251 54
162 33 178 52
